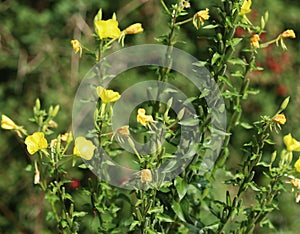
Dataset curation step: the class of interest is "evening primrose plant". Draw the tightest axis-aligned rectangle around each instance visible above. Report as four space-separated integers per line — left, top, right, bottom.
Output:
1 1 299 233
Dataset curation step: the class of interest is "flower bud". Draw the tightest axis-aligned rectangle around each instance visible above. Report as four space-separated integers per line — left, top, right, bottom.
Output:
270 151 277 164
280 96 290 111
250 34 260 49
272 113 286 125
125 23 144 35
70 40 82 57
280 29 296 39
141 169 152 183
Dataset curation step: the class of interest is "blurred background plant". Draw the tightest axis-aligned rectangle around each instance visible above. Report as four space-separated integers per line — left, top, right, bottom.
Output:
1 0 300 233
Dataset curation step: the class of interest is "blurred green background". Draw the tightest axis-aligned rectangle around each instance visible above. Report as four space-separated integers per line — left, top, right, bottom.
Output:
1 0 300 233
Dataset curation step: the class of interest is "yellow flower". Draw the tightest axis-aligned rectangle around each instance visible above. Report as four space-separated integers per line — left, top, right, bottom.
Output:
50 139 58 148
1 114 19 130
48 120 58 128
291 178 300 189
295 157 300 172
283 134 300 152
239 0 252 16
61 132 73 142
70 40 82 57
141 169 152 183
1 115 27 137
96 86 121 103
137 108 153 126
272 113 286 125
25 132 48 155
117 125 130 137
194 8 210 27
95 19 121 39
296 193 300 203
250 34 260 49
124 23 144 35
280 29 296 39
73 137 96 160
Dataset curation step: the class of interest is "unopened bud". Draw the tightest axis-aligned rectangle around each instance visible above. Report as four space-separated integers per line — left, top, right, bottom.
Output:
280 96 290 111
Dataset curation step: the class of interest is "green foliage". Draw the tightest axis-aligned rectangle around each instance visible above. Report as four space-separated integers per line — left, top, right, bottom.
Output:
2 0 300 233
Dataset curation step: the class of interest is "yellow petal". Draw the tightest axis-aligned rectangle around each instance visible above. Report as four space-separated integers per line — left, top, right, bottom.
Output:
141 169 152 183
284 134 300 152
95 19 121 39
1 114 19 130
96 86 121 103
70 40 82 56
25 132 48 155
272 113 286 125
137 108 153 126
194 8 210 26
73 137 96 160
280 29 296 39
295 157 300 172
117 125 130 137
125 23 144 35
239 0 252 16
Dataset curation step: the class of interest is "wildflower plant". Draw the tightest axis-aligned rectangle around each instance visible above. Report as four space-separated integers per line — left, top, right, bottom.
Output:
1 0 299 233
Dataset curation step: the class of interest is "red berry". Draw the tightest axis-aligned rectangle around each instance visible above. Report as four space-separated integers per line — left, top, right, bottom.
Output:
69 178 80 189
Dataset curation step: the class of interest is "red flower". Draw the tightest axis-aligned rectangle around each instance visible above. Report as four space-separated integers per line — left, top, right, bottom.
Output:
276 84 288 97
249 9 258 20
235 27 246 37
281 52 291 63
69 178 80 189
266 57 283 74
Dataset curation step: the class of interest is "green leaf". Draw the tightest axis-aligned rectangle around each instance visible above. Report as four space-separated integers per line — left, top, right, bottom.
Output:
264 139 275 145
148 206 163 214
171 201 186 222
193 61 207 67
239 122 253 129
202 24 219 30
257 161 270 167
73 211 88 218
199 88 211 98
218 75 233 87
145 227 158 234
211 52 221 65
162 160 177 173
179 118 199 126
156 213 174 223
175 176 188 201
129 220 140 231
226 191 231 206
246 89 260 95
228 58 248 66
227 38 243 47
248 181 260 192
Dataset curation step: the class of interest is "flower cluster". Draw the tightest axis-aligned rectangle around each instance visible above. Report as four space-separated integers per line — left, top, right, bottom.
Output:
70 9 144 57
193 8 209 29
137 108 154 127
96 86 121 103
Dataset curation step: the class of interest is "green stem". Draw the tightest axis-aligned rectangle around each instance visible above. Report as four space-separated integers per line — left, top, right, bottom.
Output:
217 121 271 233
160 0 170 15
175 17 193 26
